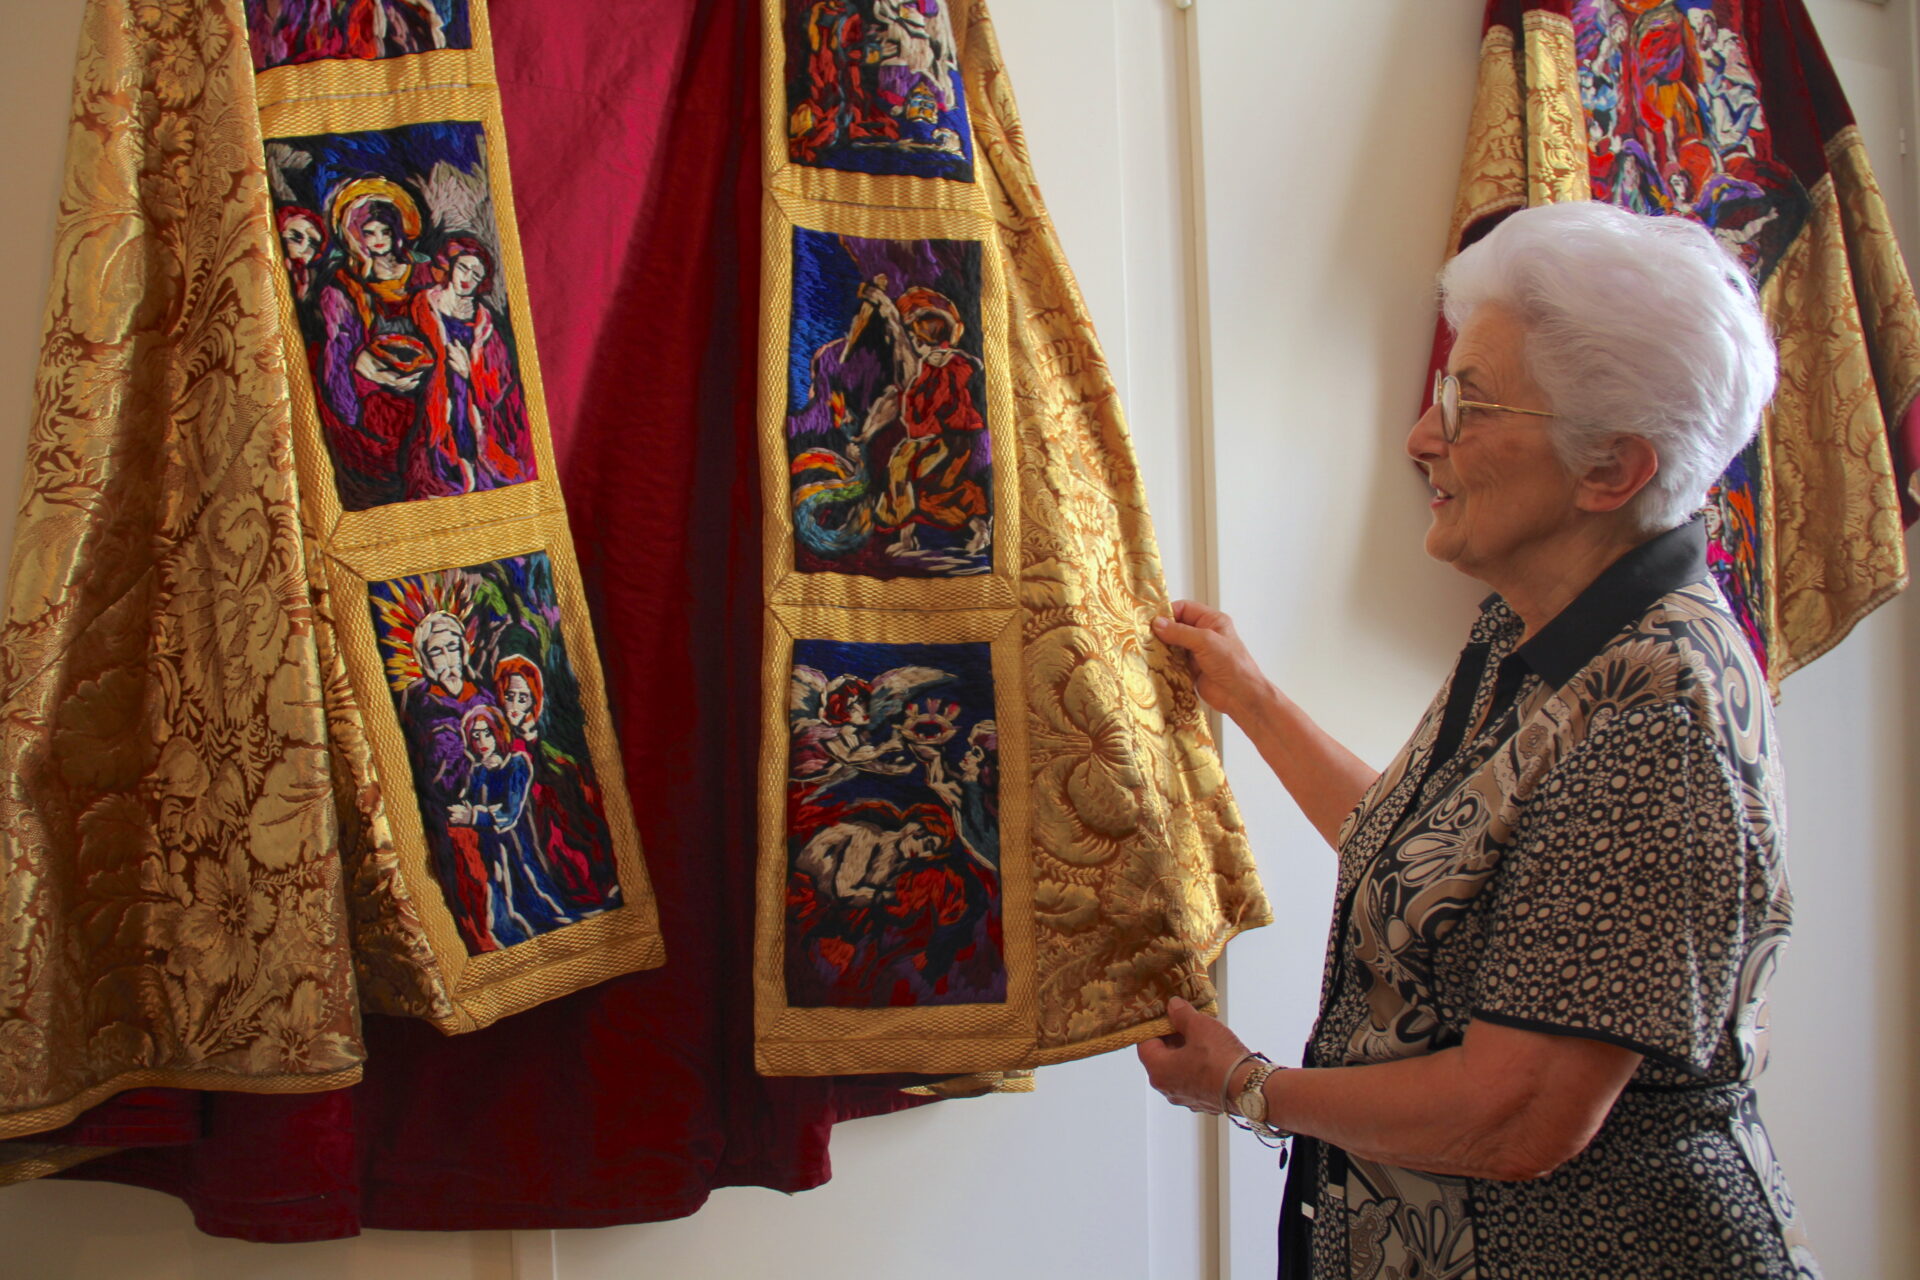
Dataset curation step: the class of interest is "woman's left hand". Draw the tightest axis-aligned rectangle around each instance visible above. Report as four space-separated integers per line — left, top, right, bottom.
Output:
1137 996 1255 1113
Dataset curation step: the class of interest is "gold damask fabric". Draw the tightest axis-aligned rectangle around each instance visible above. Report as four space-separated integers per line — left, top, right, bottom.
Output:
753 0 1267 1076
1444 3 1910 691
1447 25 1528 257
1758 163 1908 678
0 0 363 1139
1520 12 1588 208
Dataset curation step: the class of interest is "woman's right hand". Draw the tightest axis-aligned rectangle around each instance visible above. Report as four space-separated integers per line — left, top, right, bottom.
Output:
1152 600 1272 726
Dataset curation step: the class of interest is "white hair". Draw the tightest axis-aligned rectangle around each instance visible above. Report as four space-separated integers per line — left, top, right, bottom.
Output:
1438 201 1777 532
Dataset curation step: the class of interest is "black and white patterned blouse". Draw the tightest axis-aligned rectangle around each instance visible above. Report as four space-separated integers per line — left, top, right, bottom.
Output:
1280 520 1819 1280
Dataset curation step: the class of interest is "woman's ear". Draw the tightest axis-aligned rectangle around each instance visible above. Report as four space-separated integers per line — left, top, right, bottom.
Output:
1576 434 1659 514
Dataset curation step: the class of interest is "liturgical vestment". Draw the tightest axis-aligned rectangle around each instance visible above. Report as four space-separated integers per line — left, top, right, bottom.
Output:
0 0 1270 1238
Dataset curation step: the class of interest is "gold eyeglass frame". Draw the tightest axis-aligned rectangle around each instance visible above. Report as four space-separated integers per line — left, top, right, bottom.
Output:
1431 370 1556 443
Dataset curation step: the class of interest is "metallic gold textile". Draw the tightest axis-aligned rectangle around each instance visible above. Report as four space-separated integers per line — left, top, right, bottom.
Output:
0 0 364 1139
256 62 665 1031
752 0 1269 1077
970 8 1268 1058
1447 25 1527 257
1759 168 1909 679
1520 13 1589 209
0 0 669 1149
1826 129 1920 524
0 1142 115 1186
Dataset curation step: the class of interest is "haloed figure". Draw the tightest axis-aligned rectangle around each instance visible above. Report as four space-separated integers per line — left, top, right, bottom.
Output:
397 610 498 951
316 180 434 508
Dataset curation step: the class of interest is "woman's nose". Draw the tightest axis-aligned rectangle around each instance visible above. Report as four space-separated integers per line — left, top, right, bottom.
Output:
1406 398 1447 464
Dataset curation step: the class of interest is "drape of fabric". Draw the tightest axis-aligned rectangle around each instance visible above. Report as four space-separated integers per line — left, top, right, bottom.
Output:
2 0 1251 1240
0 0 365 1142
753 0 1269 1075
1441 0 1914 690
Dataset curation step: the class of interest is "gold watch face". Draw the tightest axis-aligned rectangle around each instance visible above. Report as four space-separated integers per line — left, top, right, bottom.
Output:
1238 1072 1267 1123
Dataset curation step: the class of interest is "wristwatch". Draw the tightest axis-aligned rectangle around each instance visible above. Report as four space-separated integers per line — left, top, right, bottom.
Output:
1223 1051 1292 1147
1233 1059 1278 1124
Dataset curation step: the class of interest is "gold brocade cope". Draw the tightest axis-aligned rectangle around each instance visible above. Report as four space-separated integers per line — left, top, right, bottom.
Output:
753 0 1269 1077
1441 9 1910 691
0 0 364 1139
0 0 668 1151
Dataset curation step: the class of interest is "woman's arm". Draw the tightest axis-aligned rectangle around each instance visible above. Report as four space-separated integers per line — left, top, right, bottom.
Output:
1152 601 1378 848
1139 998 1640 1182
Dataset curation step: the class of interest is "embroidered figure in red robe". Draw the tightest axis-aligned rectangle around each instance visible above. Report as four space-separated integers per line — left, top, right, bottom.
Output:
850 281 989 558
789 0 894 161
317 179 435 509
409 236 537 498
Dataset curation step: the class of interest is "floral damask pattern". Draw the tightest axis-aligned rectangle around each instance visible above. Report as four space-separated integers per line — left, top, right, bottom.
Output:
967 5 1270 1053
1759 168 1908 680
0 0 364 1138
1521 12 1589 208
1448 24 1528 257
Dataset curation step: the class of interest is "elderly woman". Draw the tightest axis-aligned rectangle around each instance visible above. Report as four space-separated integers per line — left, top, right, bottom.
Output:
1141 202 1815 1279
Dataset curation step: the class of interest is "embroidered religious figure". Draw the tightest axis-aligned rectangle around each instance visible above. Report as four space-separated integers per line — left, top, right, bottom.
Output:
783 0 972 181
787 230 991 577
267 121 538 509
372 554 621 954
784 642 1004 1008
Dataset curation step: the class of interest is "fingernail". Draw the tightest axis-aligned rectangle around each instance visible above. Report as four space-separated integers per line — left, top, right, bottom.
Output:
1151 617 1168 631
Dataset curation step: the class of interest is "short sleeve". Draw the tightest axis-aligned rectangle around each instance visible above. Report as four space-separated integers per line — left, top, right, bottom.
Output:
1470 701 1757 1076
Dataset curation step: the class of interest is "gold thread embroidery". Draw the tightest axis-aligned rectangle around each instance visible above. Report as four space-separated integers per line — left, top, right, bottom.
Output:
1825 128 1920 499
750 0 1268 1075
257 43 666 1029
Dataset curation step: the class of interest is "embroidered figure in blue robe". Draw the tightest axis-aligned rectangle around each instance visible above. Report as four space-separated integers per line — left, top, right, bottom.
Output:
450 704 573 947
494 654 623 915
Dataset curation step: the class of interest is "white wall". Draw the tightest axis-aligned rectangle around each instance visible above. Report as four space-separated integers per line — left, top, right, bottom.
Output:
0 2 1914 1277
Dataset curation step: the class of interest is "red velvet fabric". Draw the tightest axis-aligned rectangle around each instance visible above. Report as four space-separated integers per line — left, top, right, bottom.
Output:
53 0 931 1239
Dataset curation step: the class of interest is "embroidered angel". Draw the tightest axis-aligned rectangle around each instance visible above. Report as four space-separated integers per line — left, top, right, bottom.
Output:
788 662 954 797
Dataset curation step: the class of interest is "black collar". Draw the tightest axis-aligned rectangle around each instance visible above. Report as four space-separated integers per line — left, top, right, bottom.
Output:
1508 518 1710 688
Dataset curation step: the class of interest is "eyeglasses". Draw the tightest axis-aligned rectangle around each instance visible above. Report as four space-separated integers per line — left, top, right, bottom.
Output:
1430 371 1556 444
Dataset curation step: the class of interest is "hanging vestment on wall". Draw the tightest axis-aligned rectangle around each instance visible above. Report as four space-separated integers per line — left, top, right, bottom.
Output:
1441 0 1916 688
0 0 1269 1238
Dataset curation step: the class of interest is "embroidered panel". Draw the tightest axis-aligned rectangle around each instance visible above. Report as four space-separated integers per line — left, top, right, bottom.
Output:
246 1 474 72
785 639 1004 1007
369 553 623 955
753 0 1267 1077
250 76 664 1028
266 120 537 512
787 229 992 579
782 0 974 183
